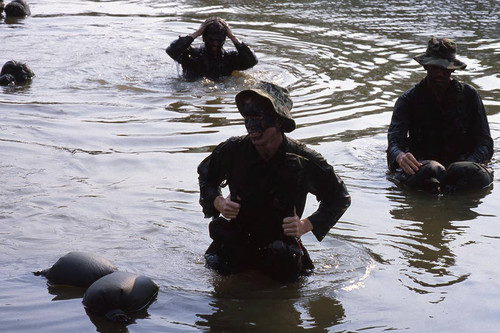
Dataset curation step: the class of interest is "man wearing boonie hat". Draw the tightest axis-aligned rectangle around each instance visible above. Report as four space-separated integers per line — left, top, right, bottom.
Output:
387 37 493 193
197 81 351 281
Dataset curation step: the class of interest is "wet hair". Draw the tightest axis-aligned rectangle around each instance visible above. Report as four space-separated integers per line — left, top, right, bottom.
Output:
0 60 35 84
202 20 226 41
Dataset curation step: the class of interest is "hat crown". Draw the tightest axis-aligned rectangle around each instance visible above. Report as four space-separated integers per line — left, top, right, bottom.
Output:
257 81 293 112
426 37 458 61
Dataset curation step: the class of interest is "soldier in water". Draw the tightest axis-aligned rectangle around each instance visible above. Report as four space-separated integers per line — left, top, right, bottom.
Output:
387 37 493 194
197 82 351 281
166 17 258 80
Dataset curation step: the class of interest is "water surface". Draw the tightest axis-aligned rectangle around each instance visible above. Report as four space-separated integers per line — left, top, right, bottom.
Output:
1 0 499 332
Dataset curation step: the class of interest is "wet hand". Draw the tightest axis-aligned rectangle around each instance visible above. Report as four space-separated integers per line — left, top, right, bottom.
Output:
214 195 241 219
192 17 219 38
218 18 238 43
282 207 313 237
396 152 421 175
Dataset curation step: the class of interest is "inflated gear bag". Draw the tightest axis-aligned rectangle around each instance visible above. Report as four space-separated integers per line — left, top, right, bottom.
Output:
82 271 159 323
33 252 117 288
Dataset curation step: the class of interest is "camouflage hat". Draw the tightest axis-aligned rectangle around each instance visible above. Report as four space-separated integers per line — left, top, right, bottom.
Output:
235 81 295 133
414 37 466 70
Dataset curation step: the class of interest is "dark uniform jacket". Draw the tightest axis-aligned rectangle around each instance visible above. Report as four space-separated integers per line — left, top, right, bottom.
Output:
198 135 351 247
166 35 258 80
387 78 493 171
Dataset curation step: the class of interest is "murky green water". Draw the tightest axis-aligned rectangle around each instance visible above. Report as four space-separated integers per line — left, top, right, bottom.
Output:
1 0 499 332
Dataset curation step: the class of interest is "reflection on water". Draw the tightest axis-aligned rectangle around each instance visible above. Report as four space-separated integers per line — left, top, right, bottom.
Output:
387 187 492 295
47 284 85 301
1 0 499 331
197 272 345 331
87 308 151 333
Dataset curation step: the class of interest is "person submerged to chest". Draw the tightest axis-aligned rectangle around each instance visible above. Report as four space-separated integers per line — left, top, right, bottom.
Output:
409 78 475 165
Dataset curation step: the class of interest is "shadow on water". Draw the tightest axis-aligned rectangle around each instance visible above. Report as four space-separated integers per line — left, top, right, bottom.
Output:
385 182 493 295
86 313 130 333
86 309 152 333
47 284 85 301
196 271 345 331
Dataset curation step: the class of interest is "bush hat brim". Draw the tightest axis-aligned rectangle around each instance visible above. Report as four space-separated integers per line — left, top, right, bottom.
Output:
414 37 466 70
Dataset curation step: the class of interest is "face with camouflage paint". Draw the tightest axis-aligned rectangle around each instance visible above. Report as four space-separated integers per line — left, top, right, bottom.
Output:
240 95 279 144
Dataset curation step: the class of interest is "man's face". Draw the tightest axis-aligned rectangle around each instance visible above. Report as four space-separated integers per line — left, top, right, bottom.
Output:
204 33 226 56
241 97 279 145
424 65 454 90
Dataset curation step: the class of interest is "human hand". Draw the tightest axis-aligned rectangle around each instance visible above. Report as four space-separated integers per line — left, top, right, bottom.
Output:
396 152 422 175
214 194 241 219
191 16 219 39
282 207 313 238
218 18 239 43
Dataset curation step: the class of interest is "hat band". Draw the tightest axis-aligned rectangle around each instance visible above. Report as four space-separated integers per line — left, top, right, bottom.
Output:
425 50 457 61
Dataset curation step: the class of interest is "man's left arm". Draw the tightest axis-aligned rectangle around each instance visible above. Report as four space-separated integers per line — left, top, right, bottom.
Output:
303 151 351 241
219 19 258 70
230 42 258 70
465 86 494 163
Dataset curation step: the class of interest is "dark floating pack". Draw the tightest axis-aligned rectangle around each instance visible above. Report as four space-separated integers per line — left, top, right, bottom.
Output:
34 251 159 323
83 271 159 323
33 251 118 288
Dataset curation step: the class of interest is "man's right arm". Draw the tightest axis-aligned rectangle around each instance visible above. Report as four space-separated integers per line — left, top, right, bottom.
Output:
387 94 412 171
395 151 421 175
198 152 223 218
166 35 194 63
197 138 238 218
213 195 241 219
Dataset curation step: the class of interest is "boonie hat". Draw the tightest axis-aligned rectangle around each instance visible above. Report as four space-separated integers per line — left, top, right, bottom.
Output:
236 81 295 133
414 37 466 70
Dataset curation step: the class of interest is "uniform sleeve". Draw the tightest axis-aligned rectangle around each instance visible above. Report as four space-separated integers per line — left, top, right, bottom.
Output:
228 42 258 71
387 92 412 171
303 149 351 241
197 138 237 218
464 86 494 163
166 35 195 63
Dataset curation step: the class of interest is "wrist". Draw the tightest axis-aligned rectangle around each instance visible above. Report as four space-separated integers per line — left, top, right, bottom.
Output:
396 151 405 164
300 218 313 236
213 196 223 212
